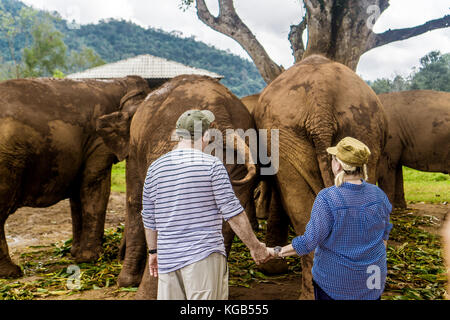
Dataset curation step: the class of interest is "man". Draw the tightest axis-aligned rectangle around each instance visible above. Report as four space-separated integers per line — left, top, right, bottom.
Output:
141 109 270 300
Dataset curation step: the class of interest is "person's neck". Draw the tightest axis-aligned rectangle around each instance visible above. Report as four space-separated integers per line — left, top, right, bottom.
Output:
343 174 363 185
176 140 203 151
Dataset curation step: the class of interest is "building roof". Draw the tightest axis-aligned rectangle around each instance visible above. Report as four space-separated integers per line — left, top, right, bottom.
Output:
66 54 223 80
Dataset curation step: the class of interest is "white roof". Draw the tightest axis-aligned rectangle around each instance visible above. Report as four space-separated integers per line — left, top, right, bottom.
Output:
67 54 223 80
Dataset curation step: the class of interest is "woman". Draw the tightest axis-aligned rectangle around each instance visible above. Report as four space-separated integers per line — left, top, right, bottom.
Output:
269 137 393 300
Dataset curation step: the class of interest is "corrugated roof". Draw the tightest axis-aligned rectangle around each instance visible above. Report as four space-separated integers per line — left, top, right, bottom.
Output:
66 54 223 80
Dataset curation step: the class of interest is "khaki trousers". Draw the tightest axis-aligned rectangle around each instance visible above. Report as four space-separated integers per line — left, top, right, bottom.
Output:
157 252 228 300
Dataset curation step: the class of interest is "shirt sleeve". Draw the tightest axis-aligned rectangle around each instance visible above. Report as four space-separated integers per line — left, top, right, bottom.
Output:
141 166 157 230
292 193 334 256
210 159 244 221
380 189 393 241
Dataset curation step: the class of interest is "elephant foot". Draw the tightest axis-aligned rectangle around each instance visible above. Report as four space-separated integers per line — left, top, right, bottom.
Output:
134 271 158 300
70 244 80 258
0 260 23 279
117 269 142 288
394 201 408 210
257 259 289 275
74 246 102 263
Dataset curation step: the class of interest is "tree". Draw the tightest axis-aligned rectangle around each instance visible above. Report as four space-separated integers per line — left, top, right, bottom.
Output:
410 51 450 92
0 4 36 78
181 0 450 83
66 46 106 74
366 51 450 93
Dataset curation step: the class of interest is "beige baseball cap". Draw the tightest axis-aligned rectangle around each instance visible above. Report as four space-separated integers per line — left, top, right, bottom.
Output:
175 109 215 138
327 137 371 167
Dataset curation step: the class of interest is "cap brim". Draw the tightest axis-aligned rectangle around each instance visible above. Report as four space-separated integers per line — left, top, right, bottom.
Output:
200 110 215 123
326 146 338 155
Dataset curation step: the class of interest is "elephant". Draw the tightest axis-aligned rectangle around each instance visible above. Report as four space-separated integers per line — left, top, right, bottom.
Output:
253 54 388 299
96 74 259 299
0 76 150 278
377 90 450 209
241 93 260 115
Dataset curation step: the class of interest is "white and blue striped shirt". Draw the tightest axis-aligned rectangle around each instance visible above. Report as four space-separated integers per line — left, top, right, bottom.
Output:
141 148 244 274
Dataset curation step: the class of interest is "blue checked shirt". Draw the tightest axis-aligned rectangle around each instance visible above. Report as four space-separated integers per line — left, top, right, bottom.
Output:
292 181 393 300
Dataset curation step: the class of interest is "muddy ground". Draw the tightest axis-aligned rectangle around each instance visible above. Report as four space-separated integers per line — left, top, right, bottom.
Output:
5 192 449 300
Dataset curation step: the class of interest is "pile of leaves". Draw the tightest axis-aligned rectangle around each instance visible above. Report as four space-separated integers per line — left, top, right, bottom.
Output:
384 210 448 300
0 225 127 300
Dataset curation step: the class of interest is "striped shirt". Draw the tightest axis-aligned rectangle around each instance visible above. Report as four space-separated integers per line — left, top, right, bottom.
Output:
141 148 244 274
292 181 393 300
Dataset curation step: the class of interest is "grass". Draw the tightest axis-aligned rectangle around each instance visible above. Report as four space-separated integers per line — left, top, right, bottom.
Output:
403 167 449 204
111 161 126 193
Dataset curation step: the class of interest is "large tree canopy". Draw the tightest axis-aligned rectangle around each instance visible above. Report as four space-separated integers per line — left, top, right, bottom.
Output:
181 0 450 83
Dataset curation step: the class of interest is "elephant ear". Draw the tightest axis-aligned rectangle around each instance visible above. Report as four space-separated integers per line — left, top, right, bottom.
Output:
96 111 132 162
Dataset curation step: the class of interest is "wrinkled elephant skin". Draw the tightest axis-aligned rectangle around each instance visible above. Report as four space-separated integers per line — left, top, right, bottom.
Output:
0 77 150 278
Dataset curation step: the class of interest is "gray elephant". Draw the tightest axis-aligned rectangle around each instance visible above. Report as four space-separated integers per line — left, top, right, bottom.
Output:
96 75 258 299
0 76 150 278
377 90 450 208
253 55 388 299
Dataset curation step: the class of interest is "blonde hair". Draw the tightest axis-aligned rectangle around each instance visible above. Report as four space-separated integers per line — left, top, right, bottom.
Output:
334 157 368 187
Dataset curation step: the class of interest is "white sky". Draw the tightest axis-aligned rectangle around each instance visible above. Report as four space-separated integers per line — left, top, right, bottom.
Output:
20 0 450 80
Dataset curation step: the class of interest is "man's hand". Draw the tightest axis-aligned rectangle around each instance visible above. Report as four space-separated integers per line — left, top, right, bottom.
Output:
148 254 158 278
250 242 272 265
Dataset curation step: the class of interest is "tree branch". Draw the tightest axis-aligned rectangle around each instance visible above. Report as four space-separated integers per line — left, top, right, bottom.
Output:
288 16 307 63
367 14 450 51
195 0 283 83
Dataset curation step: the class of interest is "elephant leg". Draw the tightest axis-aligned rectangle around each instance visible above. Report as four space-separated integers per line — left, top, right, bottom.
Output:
74 148 113 263
258 182 290 275
69 194 82 258
377 166 396 210
223 221 235 256
394 165 407 209
135 260 158 300
0 215 23 278
118 159 147 288
276 157 318 300
0 168 23 278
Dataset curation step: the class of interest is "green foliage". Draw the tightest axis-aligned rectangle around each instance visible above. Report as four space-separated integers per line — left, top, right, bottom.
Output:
402 167 449 204
410 51 450 92
22 18 67 77
0 226 125 300
367 51 450 94
66 46 105 74
0 0 265 97
111 161 126 193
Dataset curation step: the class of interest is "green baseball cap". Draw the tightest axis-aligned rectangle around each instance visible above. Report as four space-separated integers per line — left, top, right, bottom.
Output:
327 137 371 167
175 109 215 139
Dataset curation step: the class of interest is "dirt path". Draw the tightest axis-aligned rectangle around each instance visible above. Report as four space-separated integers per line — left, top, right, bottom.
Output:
4 193 449 300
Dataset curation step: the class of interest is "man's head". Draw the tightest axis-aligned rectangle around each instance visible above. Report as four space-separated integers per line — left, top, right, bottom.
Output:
175 109 215 149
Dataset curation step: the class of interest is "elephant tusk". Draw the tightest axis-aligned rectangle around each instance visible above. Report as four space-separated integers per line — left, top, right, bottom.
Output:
228 132 257 186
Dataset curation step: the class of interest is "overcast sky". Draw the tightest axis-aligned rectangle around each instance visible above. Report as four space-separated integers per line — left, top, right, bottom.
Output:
20 0 450 80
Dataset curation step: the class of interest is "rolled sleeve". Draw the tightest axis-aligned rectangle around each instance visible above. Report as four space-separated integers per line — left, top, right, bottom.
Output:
210 159 244 221
292 194 333 256
141 167 157 230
